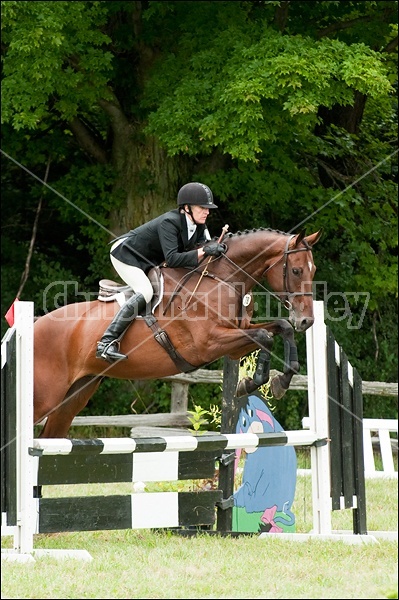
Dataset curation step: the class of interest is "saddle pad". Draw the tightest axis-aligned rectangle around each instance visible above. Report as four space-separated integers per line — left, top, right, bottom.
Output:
97 269 164 313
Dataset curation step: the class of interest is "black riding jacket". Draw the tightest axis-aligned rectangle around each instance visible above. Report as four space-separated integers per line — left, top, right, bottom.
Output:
110 209 209 273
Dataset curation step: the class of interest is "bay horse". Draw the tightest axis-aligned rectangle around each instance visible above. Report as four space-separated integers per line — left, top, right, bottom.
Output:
34 228 321 438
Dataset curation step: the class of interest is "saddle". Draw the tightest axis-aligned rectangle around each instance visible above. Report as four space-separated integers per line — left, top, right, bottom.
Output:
97 267 198 374
98 266 163 312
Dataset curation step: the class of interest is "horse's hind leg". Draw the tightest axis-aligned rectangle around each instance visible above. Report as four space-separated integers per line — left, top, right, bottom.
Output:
39 375 103 438
33 375 102 498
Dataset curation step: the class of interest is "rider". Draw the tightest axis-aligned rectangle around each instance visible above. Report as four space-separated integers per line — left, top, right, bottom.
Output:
96 182 227 363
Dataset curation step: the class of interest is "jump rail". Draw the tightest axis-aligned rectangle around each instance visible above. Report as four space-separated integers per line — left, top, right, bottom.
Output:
302 416 398 480
362 419 398 478
31 430 323 456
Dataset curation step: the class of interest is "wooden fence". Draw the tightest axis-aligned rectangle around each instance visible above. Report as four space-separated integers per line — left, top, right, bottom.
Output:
70 368 398 429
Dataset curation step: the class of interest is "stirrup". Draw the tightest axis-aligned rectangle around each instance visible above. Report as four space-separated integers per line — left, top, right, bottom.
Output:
96 340 128 363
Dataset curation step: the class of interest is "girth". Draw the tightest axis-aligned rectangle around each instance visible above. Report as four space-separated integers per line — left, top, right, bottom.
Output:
146 270 246 371
143 313 199 374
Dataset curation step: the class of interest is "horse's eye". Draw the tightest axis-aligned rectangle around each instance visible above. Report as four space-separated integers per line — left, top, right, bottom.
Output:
292 268 301 276
248 408 253 418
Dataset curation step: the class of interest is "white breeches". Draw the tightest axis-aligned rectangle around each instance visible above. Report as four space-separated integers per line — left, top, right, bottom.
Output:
110 239 154 303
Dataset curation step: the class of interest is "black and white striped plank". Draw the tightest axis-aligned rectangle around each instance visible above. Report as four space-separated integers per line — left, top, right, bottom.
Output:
37 450 218 486
37 491 223 533
32 429 324 456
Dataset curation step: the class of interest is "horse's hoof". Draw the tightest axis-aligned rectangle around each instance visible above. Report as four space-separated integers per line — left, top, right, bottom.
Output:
235 377 250 397
270 376 288 400
235 377 258 398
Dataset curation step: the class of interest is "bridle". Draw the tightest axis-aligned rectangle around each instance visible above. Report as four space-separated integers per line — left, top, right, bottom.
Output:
278 234 314 309
221 234 314 311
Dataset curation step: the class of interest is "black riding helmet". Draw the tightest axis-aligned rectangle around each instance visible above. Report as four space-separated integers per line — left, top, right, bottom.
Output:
177 182 218 209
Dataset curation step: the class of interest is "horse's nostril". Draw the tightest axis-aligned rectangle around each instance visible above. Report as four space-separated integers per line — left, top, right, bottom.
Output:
299 317 314 332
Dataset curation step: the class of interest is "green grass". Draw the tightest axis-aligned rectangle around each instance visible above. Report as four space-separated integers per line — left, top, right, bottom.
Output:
2 530 398 600
2 474 397 599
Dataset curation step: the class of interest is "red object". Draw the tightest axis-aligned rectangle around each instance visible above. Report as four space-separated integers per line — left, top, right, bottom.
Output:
5 298 19 328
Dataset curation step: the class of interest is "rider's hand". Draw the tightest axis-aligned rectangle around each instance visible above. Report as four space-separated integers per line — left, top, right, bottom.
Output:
203 242 227 257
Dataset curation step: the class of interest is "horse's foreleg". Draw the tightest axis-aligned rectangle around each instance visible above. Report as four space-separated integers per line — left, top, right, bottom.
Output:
234 319 300 400
235 330 274 398
267 320 300 400
235 348 272 397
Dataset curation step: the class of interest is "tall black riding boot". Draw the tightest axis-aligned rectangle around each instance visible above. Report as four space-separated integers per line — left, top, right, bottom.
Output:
96 293 147 363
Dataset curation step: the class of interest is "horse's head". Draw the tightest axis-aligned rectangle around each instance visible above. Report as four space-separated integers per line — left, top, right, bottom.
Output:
264 230 322 332
208 227 321 333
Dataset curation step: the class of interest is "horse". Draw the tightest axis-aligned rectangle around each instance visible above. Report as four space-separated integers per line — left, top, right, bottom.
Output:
34 228 321 438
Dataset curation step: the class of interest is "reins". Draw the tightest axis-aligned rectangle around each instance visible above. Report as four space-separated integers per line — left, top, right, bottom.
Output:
185 224 229 309
162 224 229 315
163 232 314 315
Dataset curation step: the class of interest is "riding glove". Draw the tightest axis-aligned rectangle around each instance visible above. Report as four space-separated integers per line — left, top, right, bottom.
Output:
203 242 227 257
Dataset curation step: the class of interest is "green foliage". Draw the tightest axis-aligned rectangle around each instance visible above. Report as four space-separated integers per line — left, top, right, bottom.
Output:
1 147 117 336
187 403 222 433
78 378 137 417
1 0 113 128
144 15 393 161
50 162 119 284
187 404 210 433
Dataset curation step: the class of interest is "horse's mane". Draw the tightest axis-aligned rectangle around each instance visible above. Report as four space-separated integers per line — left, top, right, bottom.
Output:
224 227 291 240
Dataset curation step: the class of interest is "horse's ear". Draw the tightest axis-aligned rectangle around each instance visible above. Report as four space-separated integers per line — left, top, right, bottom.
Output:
305 230 322 248
292 230 306 248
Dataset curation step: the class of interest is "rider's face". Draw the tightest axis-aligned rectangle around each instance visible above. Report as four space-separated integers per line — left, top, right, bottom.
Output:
187 205 210 224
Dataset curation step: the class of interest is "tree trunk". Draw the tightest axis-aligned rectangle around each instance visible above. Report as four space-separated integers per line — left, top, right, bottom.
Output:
108 129 191 236
102 2 193 235
315 91 367 188
317 91 367 135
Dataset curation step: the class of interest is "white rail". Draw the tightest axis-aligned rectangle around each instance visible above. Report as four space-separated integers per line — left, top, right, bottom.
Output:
302 417 398 479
